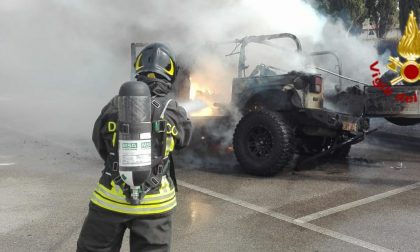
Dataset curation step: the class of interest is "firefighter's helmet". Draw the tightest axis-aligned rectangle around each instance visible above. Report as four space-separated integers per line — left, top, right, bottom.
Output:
134 43 177 83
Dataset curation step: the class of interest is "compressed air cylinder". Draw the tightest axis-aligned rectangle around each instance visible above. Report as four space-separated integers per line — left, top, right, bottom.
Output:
117 81 152 193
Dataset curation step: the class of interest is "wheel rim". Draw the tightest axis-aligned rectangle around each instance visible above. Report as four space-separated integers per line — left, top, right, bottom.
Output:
247 126 273 159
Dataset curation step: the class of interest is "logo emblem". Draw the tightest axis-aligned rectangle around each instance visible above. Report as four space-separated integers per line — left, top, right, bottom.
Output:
387 11 420 85
163 58 175 76
135 53 143 71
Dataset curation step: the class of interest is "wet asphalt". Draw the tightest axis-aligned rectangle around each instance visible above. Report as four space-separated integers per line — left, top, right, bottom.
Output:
1 124 420 252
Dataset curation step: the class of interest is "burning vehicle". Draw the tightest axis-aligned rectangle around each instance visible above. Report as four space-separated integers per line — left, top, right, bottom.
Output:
130 32 420 177
218 33 370 176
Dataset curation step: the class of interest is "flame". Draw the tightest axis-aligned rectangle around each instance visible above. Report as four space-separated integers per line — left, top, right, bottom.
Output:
187 54 234 116
189 79 198 100
189 77 216 117
398 11 420 60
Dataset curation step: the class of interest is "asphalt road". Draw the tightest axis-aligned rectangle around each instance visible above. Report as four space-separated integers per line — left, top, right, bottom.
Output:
1 125 420 252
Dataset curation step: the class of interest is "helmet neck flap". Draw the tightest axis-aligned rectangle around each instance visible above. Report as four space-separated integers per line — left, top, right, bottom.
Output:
136 75 172 97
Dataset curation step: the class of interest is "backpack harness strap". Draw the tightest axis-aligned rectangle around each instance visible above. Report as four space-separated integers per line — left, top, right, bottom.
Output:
105 98 174 203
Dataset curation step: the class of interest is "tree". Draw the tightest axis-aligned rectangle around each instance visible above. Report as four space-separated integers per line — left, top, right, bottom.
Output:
311 0 368 34
399 0 420 33
366 0 398 38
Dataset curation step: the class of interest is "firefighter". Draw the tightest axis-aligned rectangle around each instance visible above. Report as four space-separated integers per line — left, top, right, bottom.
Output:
77 43 192 252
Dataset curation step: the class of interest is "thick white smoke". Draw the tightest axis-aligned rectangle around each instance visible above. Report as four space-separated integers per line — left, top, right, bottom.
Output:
0 0 384 147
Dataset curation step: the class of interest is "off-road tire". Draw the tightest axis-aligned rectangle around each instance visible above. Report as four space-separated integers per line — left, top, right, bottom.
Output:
233 110 294 176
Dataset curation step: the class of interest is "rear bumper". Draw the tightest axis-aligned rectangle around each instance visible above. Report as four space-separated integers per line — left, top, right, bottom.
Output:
301 109 369 133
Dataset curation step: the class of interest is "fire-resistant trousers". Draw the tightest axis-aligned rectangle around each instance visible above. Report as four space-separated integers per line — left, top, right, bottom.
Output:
77 203 172 252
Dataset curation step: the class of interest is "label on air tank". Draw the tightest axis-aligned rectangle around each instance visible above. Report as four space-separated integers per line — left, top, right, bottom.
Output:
119 140 151 167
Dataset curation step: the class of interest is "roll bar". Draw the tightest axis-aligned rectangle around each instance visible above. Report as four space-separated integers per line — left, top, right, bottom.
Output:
230 33 302 78
309 51 343 91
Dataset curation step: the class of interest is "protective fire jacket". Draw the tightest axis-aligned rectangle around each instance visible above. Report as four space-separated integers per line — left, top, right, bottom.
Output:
90 93 191 215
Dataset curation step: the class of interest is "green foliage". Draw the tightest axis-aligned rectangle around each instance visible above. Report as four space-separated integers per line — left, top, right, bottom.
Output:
311 0 368 34
310 0 401 37
366 0 397 38
399 0 420 33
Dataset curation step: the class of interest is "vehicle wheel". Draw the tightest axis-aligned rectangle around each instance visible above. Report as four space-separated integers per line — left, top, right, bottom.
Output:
233 110 294 176
331 144 351 159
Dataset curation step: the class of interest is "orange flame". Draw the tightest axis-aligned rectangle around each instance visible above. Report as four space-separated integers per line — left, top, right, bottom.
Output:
189 77 216 117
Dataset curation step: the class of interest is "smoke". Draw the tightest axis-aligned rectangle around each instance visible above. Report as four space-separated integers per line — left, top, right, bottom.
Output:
0 0 386 150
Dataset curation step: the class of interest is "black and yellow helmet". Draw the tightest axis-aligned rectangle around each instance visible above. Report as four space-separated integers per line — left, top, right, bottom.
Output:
134 43 177 83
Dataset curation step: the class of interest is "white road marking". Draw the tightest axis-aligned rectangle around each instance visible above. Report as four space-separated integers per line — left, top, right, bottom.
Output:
294 182 420 223
178 180 394 252
0 163 15 166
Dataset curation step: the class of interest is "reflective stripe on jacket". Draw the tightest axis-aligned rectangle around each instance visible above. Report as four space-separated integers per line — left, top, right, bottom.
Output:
90 93 191 215
91 175 176 215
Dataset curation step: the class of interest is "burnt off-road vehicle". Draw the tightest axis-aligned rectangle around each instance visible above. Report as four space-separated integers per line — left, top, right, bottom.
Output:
129 35 420 177
228 33 370 176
